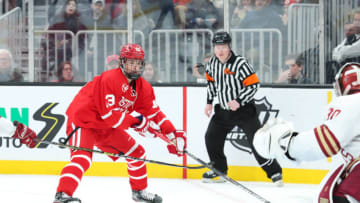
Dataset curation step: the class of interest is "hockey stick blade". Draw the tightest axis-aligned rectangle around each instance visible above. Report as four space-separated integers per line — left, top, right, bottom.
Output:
153 132 270 202
185 150 271 203
32 138 205 169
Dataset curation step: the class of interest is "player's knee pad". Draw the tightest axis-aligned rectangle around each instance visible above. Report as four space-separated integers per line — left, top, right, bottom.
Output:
125 144 146 167
126 143 145 158
68 150 93 172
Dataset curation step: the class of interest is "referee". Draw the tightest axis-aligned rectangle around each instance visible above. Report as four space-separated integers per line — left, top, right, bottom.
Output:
202 31 283 186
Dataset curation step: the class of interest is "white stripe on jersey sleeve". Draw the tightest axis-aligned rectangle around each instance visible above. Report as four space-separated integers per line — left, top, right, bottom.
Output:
112 112 126 128
101 108 121 119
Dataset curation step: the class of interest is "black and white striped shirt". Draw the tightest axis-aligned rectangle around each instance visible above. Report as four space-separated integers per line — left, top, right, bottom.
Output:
205 51 260 110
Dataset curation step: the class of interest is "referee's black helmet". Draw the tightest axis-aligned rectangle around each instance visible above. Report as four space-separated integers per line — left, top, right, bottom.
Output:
212 31 232 45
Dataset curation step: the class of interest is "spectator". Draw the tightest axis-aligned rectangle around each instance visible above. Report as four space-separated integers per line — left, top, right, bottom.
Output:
42 0 87 81
192 53 211 83
239 0 284 31
154 0 176 29
4 0 24 13
210 0 227 29
52 61 80 82
332 9 360 65
275 53 312 84
185 0 219 30
0 49 23 82
142 62 161 83
173 0 192 29
354 9 360 25
48 0 87 47
106 54 120 70
0 49 13 81
301 43 320 84
113 0 155 36
48 0 92 26
1 0 22 13
179 0 217 72
302 0 318 3
48 0 88 46
210 0 224 8
231 0 254 27
266 0 287 15
83 0 112 30
105 0 126 21
237 0 285 79
281 0 298 26
82 0 116 77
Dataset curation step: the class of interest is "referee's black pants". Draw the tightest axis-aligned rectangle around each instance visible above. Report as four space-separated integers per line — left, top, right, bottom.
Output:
204 102 282 179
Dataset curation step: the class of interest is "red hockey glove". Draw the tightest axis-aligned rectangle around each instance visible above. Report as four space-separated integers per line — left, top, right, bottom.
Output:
166 130 187 156
12 121 38 148
133 116 159 138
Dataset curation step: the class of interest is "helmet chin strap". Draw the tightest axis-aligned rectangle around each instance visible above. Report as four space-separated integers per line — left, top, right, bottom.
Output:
126 72 141 80
120 59 143 81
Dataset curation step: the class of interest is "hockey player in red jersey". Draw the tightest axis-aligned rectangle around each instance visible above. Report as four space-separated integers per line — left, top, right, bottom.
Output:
253 62 360 203
0 116 38 148
53 44 186 203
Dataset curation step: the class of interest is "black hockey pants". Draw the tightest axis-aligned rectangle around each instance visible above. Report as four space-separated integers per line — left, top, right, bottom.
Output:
204 102 282 179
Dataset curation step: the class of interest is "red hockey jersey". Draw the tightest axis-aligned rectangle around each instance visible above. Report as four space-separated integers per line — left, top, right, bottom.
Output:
66 68 163 130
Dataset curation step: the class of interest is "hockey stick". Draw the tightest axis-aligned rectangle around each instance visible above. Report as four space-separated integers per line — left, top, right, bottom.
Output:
61 126 79 144
32 138 205 170
184 150 271 203
155 132 271 203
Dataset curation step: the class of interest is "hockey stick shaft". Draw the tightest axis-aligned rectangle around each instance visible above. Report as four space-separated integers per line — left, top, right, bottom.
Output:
184 150 270 203
33 138 205 169
155 132 270 203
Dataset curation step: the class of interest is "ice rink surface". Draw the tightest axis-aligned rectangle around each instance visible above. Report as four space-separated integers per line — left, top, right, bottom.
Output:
0 174 319 203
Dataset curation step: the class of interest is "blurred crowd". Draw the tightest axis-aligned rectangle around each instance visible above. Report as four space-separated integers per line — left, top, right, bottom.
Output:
6 0 360 85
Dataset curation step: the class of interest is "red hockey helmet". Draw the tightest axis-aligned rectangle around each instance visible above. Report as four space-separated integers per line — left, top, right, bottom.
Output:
334 62 360 96
119 43 145 80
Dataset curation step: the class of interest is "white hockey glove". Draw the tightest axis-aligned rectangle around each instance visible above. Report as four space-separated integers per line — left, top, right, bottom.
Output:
253 118 297 162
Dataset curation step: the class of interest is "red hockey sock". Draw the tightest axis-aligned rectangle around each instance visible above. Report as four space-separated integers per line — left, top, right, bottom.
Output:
57 153 92 196
126 144 148 190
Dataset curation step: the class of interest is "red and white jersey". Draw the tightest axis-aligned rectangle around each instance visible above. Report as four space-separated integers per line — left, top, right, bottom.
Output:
66 68 166 130
289 93 360 164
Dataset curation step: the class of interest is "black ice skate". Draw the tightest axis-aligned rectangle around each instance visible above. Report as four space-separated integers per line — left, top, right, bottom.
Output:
53 192 81 203
132 189 163 203
271 173 284 187
202 170 226 183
